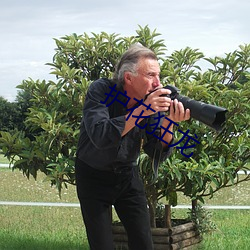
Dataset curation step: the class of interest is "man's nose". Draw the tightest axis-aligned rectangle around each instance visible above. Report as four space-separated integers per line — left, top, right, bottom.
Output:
153 76 162 88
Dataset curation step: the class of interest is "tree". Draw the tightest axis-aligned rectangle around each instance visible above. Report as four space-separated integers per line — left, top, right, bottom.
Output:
0 87 33 133
0 97 20 131
14 86 34 132
0 25 165 190
0 26 249 226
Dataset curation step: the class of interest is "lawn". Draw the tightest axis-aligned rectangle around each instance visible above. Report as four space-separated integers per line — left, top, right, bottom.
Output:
0 154 250 249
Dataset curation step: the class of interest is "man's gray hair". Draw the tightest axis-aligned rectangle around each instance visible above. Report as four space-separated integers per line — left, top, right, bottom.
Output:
113 44 157 86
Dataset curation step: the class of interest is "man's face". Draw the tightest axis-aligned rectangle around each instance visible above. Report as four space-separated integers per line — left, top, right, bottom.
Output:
128 58 162 99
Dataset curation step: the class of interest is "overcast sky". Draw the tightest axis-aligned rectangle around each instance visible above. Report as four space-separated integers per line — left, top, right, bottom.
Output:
0 0 249 101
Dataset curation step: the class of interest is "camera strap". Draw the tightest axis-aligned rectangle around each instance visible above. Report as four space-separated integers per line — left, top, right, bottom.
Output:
151 128 163 181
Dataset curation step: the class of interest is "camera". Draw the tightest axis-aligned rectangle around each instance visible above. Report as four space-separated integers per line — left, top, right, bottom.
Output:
146 85 228 131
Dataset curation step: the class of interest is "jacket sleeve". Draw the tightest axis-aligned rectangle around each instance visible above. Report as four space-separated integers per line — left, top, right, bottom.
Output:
82 79 126 149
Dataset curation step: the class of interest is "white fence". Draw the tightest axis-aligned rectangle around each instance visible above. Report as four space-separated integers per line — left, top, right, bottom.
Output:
0 201 250 209
0 164 12 168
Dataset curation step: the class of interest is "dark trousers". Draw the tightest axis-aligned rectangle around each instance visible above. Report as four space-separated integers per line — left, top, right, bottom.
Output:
75 158 153 250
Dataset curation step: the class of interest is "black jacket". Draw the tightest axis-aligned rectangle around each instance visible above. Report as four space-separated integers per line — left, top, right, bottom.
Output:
76 78 174 172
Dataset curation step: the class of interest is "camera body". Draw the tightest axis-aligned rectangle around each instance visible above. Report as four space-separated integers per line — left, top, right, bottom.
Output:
160 85 180 99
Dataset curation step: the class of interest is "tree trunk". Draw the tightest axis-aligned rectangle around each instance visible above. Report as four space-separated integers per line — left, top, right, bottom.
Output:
164 204 172 228
148 198 156 228
192 199 197 213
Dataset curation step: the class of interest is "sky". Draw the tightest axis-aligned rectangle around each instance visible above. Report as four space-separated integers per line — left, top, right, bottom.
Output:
0 0 249 102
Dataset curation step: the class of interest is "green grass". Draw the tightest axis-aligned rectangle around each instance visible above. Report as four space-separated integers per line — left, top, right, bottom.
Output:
0 167 89 249
0 161 250 249
200 210 250 250
0 206 88 250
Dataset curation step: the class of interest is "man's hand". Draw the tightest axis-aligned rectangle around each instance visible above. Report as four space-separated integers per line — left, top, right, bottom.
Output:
168 99 190 123
143 88 190 122
160 99 190 147
143 88 172 115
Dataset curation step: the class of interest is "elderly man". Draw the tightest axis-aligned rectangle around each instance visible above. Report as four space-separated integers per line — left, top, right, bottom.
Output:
75 44 190 250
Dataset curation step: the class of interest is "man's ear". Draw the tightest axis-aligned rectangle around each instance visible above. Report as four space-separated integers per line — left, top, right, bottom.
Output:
124 72 133 85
